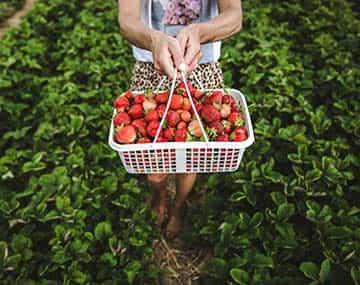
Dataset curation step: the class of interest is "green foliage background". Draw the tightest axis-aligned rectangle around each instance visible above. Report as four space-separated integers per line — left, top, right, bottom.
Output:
0 0 25 24
0 0 359 284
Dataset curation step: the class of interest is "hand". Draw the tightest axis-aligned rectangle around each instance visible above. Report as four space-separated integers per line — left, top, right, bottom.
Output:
151 31 184 79
176 24 202 72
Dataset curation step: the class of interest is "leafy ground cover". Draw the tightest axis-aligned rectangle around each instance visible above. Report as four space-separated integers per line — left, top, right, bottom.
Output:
0 0 359 284
0 0 25 24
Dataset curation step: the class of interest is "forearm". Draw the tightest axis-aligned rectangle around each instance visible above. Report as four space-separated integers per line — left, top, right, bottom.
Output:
193 8 242 43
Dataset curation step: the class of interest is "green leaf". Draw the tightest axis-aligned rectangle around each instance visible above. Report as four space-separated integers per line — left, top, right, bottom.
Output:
300 262 319 280
351 267 360 285
319 259 330 282
94 222 113 241
277 203 295 222
252 253 274 268
230 268 249 285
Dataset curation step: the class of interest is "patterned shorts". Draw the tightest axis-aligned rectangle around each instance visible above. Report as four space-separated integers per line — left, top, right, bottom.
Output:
130 61 224 91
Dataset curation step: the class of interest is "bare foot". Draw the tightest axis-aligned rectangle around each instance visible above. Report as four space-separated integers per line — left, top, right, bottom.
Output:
166 207 183 239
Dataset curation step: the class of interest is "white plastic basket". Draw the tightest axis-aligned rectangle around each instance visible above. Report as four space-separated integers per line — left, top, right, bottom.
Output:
108 71 254 174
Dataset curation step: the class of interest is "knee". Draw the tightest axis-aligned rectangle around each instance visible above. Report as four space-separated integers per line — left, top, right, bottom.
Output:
147 174 168 184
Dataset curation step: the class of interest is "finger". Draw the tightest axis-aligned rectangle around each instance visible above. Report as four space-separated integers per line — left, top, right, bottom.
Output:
184 42 201 66
188 51 202 72
176 31 188 57
160 52 176 79
168 39 184 69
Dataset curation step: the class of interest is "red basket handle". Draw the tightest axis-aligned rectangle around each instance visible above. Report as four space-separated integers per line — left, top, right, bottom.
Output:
152 68 209 144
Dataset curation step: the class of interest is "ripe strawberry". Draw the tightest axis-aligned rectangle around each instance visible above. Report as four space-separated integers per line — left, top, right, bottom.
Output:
182 98 191 111
200 104 221 123
231 127 247 141
147 120 160 137
132 119 147 137
233 127 247 136
177 81 193 95
143 98 157 112
157 104 166 118
113 112 131 125
170 94 184 109
166 110 180 127
115 125 137 144
137 137 151 144
154 92 169 104
156 137 168 143
209 90 223 105
174 128 187 142
220 104 231 118
177 121 187 130
188 120 202 137
122 90 133 101
195 103 202 113
228 112 244 126
216 134 229 142
180 110 192 122
113 96 130 111
222 120 232 133
164 127 175 141
222 94 232 104
209 121 224 135
192 89 203 100
128 104 144 119
134 94 145 104
145 109 159 122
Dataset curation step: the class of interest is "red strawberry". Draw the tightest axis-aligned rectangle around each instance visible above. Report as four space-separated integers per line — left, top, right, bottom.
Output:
115 125 137 144
157 104 166 118
177 81 193 94
216 134 229 142
188 120 202 137
154 92 169 103
164 127 175 141
146 120 160 137
231 104 239 112
209 90 223 105
134 94 145 104
195 103 202 113
132 119 147 137
166 110 180 127
192 89 203 100
200 104 221 123
170 94 184 109
220 104 231 118
145 109 159 122
143 98 157 112
122 90 133 101
228 112 244 126
231 127 247 141
128 104 144 119
222 94 232 104
156 137 168 143
180 110 191 122
209 121 224 135
233 127 247 136
113 96 130 111
113 112 131 125
222 120 232 133
174 128 187 142
137 137 151 144
177 121 187 130
182 98 191 111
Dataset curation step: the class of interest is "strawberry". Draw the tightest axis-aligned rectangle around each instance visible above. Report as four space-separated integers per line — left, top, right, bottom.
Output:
164 127 175 141
200 104 221 123
122 90 133 101
166 110 180 127
209 121 224 135
145 109 159 122
177 121 187 130
180 110 192 122
228 112 244 126
143 98 157 112
154 92 169 104
146 120 160 137
188 120 202 137
220 104 231 118
113 112 131 125
216 134 229 142
195 103 202 113
222 120 232 133
157 104 166 118
233 127 247 136
115 125 137 144
156 137 168 143
131 119 147 136
231 127 247 141
174 128 187 142
113 96 130 111
177 81 193 94
231 103 239 112
222 94 232 104
182 98 191 111
192 89 203 100
134 94 145 104
208 90 223 105
206 127 218 140
137 137 151 144
128 104 144 119
170 94 184 109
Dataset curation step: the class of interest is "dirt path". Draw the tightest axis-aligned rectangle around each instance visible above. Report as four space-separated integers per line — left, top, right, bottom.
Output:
0 0 37 38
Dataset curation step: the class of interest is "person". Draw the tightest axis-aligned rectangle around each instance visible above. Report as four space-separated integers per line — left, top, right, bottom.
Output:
118 0 242 238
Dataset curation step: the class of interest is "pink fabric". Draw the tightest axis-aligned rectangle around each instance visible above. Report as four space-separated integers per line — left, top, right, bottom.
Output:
163 0 202 25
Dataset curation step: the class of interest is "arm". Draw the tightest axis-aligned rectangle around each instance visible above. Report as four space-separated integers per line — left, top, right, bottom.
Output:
177 0 242 70
118 0 183 78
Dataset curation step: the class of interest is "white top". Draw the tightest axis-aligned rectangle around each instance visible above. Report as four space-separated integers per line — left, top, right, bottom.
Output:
132 0 221 63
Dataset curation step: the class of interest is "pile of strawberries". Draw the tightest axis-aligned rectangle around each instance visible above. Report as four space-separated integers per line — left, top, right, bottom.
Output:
113 81 248 144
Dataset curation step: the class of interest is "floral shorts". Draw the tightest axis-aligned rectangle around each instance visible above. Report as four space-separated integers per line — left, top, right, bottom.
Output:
130 61 224 91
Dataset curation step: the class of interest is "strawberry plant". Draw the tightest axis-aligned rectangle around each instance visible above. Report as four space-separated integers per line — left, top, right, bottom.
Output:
0 0 25 23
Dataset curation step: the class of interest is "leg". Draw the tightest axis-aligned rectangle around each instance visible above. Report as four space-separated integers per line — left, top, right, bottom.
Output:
166 173 197 238
147 174 169 226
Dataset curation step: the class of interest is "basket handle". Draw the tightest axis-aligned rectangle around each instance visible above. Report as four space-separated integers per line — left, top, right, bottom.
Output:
152 67 209 144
